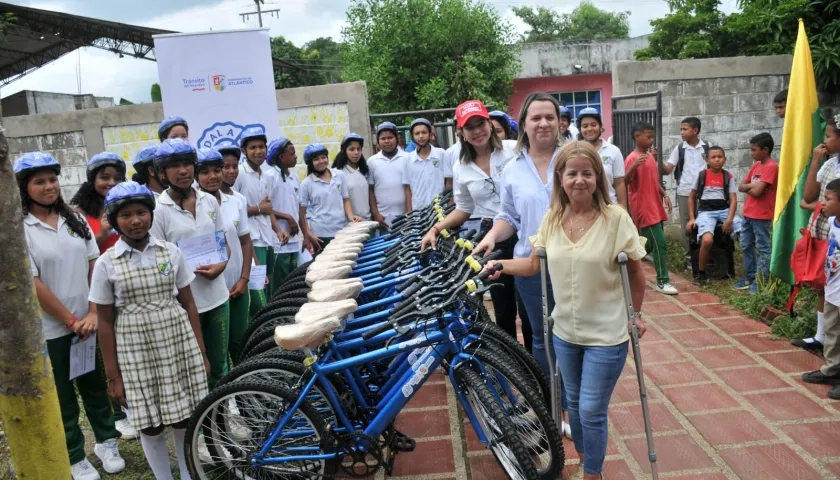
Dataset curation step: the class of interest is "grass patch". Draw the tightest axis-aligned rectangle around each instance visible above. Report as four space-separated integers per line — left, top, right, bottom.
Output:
664 239 818 340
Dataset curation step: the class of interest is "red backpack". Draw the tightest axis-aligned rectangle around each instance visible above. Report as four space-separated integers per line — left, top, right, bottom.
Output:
786 202 829 314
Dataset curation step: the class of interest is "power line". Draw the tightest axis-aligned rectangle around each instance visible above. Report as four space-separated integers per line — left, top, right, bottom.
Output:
239 0 281 27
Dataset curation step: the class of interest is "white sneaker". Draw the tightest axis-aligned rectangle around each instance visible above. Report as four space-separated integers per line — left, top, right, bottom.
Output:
115 418 138 440
562 421 572 440
70 458 101 480
198 435 213 464
655 283 679 295
94 439 126 474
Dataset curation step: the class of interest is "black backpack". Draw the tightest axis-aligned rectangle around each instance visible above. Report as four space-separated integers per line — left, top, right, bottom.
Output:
674 142 710 185
694 169 732 213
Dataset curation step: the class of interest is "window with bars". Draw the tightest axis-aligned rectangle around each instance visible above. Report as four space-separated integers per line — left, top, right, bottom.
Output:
551 90 602 118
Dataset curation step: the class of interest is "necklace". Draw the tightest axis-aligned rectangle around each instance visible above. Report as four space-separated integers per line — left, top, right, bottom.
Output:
565 209 598 236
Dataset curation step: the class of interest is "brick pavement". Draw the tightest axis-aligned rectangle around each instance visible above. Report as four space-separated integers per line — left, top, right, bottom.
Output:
361 263 840 479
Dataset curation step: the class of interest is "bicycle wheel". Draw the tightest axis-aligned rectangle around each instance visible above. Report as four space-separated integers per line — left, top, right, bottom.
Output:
185 379 337 479
469 343 564 479
454 367 538 479
240 317 294 360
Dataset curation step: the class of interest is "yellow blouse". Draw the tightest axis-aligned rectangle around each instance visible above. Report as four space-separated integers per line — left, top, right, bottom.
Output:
531 204 647 346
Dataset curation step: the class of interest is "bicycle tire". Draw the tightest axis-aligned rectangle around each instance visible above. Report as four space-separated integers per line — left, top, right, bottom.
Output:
455 367 539 479
239 314 288 354
239 317 294 363
271 280 310 299
469 343 564 479
241 334 287 361
250 305 302 329
185 379 335 478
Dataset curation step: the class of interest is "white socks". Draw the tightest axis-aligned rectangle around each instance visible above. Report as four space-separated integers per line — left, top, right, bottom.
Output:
817 311 826 344
172 428 192 480
140 431 174 480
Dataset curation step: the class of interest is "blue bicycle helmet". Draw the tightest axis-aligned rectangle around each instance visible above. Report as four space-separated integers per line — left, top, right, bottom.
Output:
375 122 398 140
559 106 573 120
154 138 197 172
340 133 364 151
303 143 329 164
409 118 433 136
488 110 513 137
239 126 267 149
14 151 62 180
104 181 157 234
158 116 189 141
267 137 292 166
217 145 242 160
509 118 519 137
133 145 158 170
197 148 224 168
87 152 126 182
577 107 602 129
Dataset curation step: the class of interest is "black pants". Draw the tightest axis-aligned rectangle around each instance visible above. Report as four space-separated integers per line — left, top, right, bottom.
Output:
481 220 532 352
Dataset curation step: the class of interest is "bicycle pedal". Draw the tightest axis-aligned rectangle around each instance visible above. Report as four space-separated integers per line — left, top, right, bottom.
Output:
390 430 416 452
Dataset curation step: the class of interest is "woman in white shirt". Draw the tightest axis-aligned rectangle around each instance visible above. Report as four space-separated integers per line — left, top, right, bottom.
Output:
150 139 231 389
195 147 255 365
486 140 648 480
332 133 372 220
577 107 627 209
420 100 524 347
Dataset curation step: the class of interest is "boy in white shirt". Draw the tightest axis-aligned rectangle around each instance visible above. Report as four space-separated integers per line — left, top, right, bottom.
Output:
368 122 410 230
403 118 446 212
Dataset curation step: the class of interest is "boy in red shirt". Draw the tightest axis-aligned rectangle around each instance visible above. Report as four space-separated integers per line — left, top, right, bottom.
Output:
625 121 677 295
736 132 778 293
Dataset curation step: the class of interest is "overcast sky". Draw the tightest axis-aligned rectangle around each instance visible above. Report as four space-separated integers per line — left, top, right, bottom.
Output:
2 0 737 103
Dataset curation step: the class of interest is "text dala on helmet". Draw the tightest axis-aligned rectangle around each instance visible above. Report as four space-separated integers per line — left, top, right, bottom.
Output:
197 121 266 149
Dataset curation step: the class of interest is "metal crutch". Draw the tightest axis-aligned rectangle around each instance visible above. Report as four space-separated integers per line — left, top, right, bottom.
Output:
617 252 659 479
535 247 564 428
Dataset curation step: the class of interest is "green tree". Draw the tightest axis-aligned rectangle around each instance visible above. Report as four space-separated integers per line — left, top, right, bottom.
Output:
271 36 343 89
636 0 840 90
341 0 520 113
513 3 630 43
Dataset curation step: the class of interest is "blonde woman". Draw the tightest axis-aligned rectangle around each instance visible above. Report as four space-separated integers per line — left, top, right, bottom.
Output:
486 140 648 480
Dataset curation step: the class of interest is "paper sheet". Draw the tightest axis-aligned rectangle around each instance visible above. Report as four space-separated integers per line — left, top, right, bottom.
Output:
249 265 268 290
69 333 97 380
178 231 228 271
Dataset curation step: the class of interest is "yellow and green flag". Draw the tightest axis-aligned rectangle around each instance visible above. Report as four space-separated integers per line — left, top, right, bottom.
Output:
770 19 823 284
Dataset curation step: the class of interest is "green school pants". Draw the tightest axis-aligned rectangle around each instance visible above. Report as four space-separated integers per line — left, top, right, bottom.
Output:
640 222 670 285
199 301 230 389
227 292 250 366
272 252 298 293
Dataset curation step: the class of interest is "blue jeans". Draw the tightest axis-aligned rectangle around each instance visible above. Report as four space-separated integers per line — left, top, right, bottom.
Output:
553 336 628 475
740 217 771 282
516 273 567 410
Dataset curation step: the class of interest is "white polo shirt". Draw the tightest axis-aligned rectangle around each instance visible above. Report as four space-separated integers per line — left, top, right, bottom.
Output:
151 188 229 313
233 161 279 249
443 142 461 179
219 191 250 291
453 146 516 219
266 166 302 254
341 165 371 220
367 148 409 218
299 168 350 238
25 212 98 340
667 139 708 197
403 147 447 210
598 141 625 204
89 236 195 306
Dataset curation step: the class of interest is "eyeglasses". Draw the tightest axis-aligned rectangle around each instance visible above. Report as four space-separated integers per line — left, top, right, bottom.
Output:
483 177 500 203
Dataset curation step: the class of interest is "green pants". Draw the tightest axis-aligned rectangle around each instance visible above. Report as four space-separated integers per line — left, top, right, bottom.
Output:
228 292 251 366
200 301 230 389
272 252 298 293
249 289 267 317
47 334 118 464
254 246 275 298
640 222 670 285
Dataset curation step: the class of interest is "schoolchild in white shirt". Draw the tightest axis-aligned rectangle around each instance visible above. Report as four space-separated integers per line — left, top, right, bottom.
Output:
332 133 372 221
90 182 208 480
264 138 304 291
150 139 231 389
196 148 256 365
299 143 362 250
367 122 410 229
158 116 189 142
578 107 627 209
17 152 125 480
403 118 447 211
132 144 165 197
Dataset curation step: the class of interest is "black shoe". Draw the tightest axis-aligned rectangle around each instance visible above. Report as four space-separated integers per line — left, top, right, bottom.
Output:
692 272 707 286
791 338 824 351
828 384 840 400
802 370 840 385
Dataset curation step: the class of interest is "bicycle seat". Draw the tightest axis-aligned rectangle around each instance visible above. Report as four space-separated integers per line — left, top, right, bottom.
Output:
333 233 369 243
322 242 363 254
307 260 356 272
308 278 364 302
274 315 342 350
306 265 352 285
315 251 359 263
295 299 358 324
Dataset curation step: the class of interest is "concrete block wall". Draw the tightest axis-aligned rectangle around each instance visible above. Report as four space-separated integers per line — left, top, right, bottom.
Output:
4 81 371 197
613 55 792 235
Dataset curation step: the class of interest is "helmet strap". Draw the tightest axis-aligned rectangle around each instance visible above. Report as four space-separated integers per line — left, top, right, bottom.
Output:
30 198 57 211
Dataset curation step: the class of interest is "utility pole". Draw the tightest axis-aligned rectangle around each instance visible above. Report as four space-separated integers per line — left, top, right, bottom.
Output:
239 0 280 28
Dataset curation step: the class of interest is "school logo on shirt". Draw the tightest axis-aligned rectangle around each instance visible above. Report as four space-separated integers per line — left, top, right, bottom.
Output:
335 183 342 190
197 121 265 150
495 164 504 174
234 220 239 228
208 211 217 222
433 159 440 168
158 262 172 277
601 156 612 166
66 225 80 238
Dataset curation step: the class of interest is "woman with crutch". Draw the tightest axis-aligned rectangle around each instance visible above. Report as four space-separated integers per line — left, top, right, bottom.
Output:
485 140 650 480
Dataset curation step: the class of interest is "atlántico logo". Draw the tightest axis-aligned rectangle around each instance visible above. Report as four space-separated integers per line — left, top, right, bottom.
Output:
197 121 266 150
212 75 226 92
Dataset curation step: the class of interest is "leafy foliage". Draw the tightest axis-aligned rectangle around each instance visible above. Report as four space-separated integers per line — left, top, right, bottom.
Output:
636 0 840 91
512 3 630 42
341 0 520 113
271 36 343 89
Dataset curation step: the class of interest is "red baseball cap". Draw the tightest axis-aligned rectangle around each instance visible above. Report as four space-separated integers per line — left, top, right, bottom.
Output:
455 100 490 128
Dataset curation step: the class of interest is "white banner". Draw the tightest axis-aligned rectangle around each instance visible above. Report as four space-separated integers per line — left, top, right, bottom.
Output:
153 29 279 150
